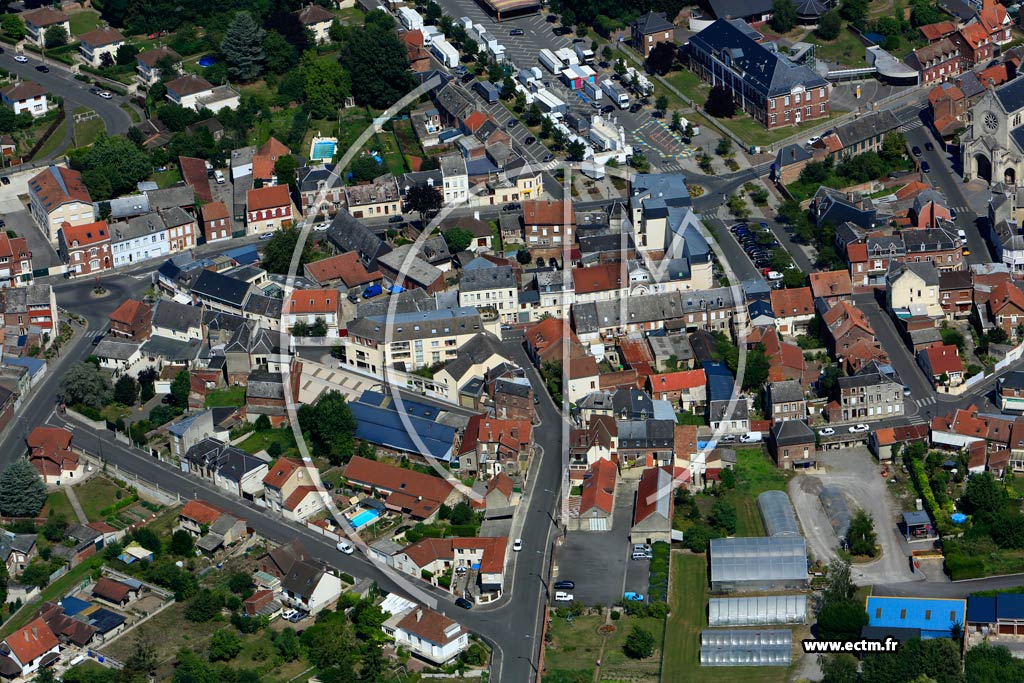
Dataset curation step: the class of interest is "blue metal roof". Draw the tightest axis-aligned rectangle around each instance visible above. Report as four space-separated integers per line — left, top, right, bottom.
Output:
2 356 46 376
221 245 260 265
702 361 735 402
866 596 965 638
59 596 91 616
350 391 456 461
967 596 996 624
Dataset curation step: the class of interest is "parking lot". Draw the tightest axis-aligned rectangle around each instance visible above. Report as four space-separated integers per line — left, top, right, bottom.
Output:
554 479 650 606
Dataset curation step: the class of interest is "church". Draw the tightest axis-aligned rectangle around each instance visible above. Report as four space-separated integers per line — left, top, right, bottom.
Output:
962 77 1024 186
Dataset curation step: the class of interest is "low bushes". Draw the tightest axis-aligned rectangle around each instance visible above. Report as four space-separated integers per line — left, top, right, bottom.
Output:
648 542 670 603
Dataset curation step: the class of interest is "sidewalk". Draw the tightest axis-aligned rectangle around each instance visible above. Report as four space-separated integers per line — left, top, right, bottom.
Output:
63 485 88 525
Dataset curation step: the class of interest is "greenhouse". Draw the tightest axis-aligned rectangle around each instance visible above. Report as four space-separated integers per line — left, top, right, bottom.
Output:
708 595 808 627
818 485 852 540
757 490 801 537
700 629 793 667
709 537 809 592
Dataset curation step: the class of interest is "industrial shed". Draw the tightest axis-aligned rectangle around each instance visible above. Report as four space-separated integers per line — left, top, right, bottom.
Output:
708 596 807 627
700 629 792 666
866 596 965 640
709 537 809 593
757 490 800 537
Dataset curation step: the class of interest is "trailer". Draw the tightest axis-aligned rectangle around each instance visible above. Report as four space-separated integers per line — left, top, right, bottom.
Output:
554 47 579 66
474 80 501 104
539 49 560 74
398 7 424 31
518 66 543 86
583 79 603 101
533 88 567 114
432 38 460 69
600 79 629 109
574 43 595 64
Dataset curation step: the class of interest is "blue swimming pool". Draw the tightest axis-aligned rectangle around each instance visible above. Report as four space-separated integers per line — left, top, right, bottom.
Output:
349 508 381 529
312 140 337 161
198 56 216 68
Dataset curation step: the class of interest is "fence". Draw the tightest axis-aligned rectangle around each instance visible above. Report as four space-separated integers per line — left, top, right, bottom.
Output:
995 341 1024 372
23 106 66 162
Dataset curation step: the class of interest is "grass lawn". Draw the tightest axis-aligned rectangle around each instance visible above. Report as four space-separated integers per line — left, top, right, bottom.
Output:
29 117 66 161
544 613 664 681
69 10 101 36
204 386 246 408
120 103 141 123
100 403 130 423
716 111 845 148
102 602 223 669
1 555 104 637
664 70 708 106
42 490 74 520
811 24 869 68
719 449 790 536
240 428 299 458
666 553 793 683
335 5 366 24
231 631 312 682
76 475 124 522
73 112 105 148
153 168 183 188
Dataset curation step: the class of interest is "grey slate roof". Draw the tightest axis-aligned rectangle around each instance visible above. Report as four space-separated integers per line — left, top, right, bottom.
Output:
838 371 901 390
193 270 251 308
442 333 509 382
709 399 749 422
901 227 957 253
768 380 803 404
771 419 815 445
152 299 202 334
461 264 515 293
886 261 939 287
632 11 674 35
996 75 1024 113
617 419 675 447
94 339 140 360
347 307 483 343
145 185 195 211
326 211 390 268
834 111 900 149
247 370 285 399
377 246 443 287
689 20 826 99
706 0 773 20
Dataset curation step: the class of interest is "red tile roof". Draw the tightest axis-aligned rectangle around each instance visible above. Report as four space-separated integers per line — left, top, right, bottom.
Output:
579 458 616 515
524 317 578 355
137 46 181 68
304 252 382 288
959 22 990 49
283 485 321 511
22 7 69 27
923 344 963 375
180 499 223 526
522 199 576 226
458 416 532 455
79 27 124 47
26 426 71 453
1 81 45 102
201 201 230 223
343 455 453 510
462 111 490 133
452 536 507 573
919 20 957 41
286 288 338 315
92 577 132 603
979 63 1011 87
5 618 58 665
846 242 868 263
770 287 814 317
247 184 291 212
809 270 853 299
572 262 623 295
29 165 91 209
59 220 108 247
179 156 213 203
263 458 303 490
647 369 706 392
396 607 463 645
989 281 1024 315
109 298 150 327
486 472 515 499
633 466 686 525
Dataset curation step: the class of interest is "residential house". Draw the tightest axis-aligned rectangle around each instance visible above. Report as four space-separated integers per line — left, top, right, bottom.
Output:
303 252 382 291
0 232 32 288
295 3 336 44
297 164 344 217
834 371 905 423
522 199 575 257
280 559 342 614
458 261 519 323
630 465 686 544
0 533 35 575
998 372 1024 412
456 415 532 479
440 154 468 205
491 376 534 421
151 299 202 341
766 380 806 423
630 11 674 57
1 81 47 118
109 208 198 268
886 261 942 318
809 270 853 306
0 618 59 678
345 175 401 219
28 165 94 243
771 287 814 336
77 27 125 68
573 458 617 530
3 284 58 343
200 202 232 243
184 438 268 499
645 369 707 411
57 220 110 277
246 185 294 236
818 111 900 159
92 578 139 608
769 420 816 469
20 8 69 48
252 137 291 185
258 539 310 579
987 281 1024 340
376 246 445 293
811 188 877 230
26 426 81 484
343 455 460 520
907 38 961 85
688 19 829 130
918 344 964 386
135 46 181 86
262 458 326 522
382 607 470 665
901 226 964 271
284 289 341 337
164 74 240 112
939 270 973 318
953 23 994 68
978 0 1012 44
822 300 881 361
108 299 152 341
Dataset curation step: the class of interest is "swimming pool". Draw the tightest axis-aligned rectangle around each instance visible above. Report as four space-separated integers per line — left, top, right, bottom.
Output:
349 508 381 529
198 56 216 68
311 140 337 161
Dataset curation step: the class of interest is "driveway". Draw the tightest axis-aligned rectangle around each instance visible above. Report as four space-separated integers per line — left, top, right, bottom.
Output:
556 478 646 607
8 207 59 268
788 447 916 585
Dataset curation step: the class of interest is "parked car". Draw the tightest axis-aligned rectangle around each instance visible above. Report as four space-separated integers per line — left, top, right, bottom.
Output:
554 591 574 602
553 26 572 35
504 203 520 211
510 27 524 35
455 597 473 609
718 434 736 443
819 428 835 437
99 91 112 99
624 592 645 601
848 423 870 433
524 135 537 145
14 55 28 63
35 65 48 73
601 104 615 114
925 142 934 152
542 153 554 162
506 118 519 129
258 232 275 240
903 385 912 396
0 177 9 185
767 271 783 280
739 432 763 443
336 541 354 554
921 161 931 173
512 538 523 552
214 170 225 184
633 543 651 553
759 222 770 229
554 580 575 590
388 215 404 223
912 146 922 157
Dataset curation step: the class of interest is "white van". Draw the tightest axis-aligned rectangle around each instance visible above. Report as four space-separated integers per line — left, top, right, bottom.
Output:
739 431 763 443
554 591 574 602
632 551 652 560
214 170 226 184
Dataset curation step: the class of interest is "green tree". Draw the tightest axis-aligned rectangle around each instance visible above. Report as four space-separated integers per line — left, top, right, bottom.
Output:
41 513 67 542
966 641 1024 683
170 529 194 556
301 53 352 118
297 390 358 462
340 15 414 109
359 643 385 682
0 15 25 41
114 374 139 406
990 509 1024 549
719 467 736 489
705 85 736 118
184 589 225 622
909 0 942 27
221 12 265 81
44 25 68 49
841 0 869 23
449 501 474 525
275 627 302 661
407 184 442 218
133 527 162 555
623 626 656 659
71 134 152 201
170 369 191 408
655 94 669 113
629 150 649 171
823 558 856 605
716 137 733 157
262 227 314 274
709 499 737 534
822 654 859 683
275 155 298 189
349 154 381 183
116 43 140 66
817 600 869 642
771 0 798 32
566 139 586 162
817 10 842 39
443 226 474 253
263 30 299 75
207 628 242 661
0 459 47 517
614 58 627 76
846 508 877 556
646 41 675 76
138 367 158 404
301 611 355 670
60 361 113 409
962 472 1008 516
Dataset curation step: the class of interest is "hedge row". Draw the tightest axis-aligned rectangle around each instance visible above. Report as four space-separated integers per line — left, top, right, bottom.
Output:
99 493 138 518
908 457 957 536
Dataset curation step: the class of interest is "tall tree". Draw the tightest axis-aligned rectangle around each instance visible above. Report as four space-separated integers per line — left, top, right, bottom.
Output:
816 10 842 40
275 155 298 188
261 227 314 274
705 85 736 118
340 17 413 109
44 25 68 49
221 12 266 82
301 53 351 118
71 134 152 201
822 654 859 683
645 41 675 75
846 508 878 556
170 369 191 408
114 374 139 406
59 361 113 408
771 0 798 32
0 460 47 517
263 30 299 75
406 184 442 219
0 15 25 41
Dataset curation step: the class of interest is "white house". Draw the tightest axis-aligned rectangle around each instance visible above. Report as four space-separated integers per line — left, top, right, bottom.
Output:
20 7 69 48
295 3 335 44
78 27 125 68
382 607 471 665
165 74 240 113
135 46 181 87
440 154 468 205
284 289 341 337
109 208 197 268
0 81 47 118
279 559 342 614
0 618 60 678
28 165 94 243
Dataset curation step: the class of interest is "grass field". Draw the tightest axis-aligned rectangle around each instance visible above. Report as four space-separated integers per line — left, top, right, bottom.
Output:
102 603 223 669
717 111 845 148
69 10 101 36
544 613 664 681
43 490 74 520
664 70 708 107
240 428 299 458
29 117 66 161
810 25 869 68
665 553 792 683
719 449 791 536
76 476 124 521
204 386 246 408
73 110 105 148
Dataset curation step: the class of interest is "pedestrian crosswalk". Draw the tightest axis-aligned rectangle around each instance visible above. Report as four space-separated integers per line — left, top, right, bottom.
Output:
916 396 938 408
901 119 924 132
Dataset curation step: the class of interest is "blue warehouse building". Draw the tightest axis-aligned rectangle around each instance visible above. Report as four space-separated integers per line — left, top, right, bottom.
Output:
865 596 965 640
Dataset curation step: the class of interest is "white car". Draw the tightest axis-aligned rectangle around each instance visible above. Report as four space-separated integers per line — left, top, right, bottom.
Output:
258 232 275 240
819 428 835 437
312 222 329 232
807 135 821 146
554 591 574 602
767 271 783 281
99 91 113 100
14 55 27 63
512 538 523 552
336 541 354 554
848 423 870 433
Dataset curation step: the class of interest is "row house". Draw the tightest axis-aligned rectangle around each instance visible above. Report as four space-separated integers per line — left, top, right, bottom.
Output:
0 233 33 286
458 262 519 324
901 226 965 271
939 270 974 318
297 164 343 218
645 369 707 412
28 165 94 244
262 457 326 522
523 199 575 258
766 380 806 423
455 415 532 479
952 23 994 68
809 270 853 307
109 208 197 268
284 289 341 338
3 284 58 341
886 261 943 318
687 19 829 130
345 175 401 219
986 280 1024 340
831 370 905 423
821 300 880 360
816 111 900 160
977 0 1013 45
907 38 961 85
246 184 295 236
569 415 617 472
770 287 814 337
200 201 231 243
108 299 151 341
918 344 964 386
